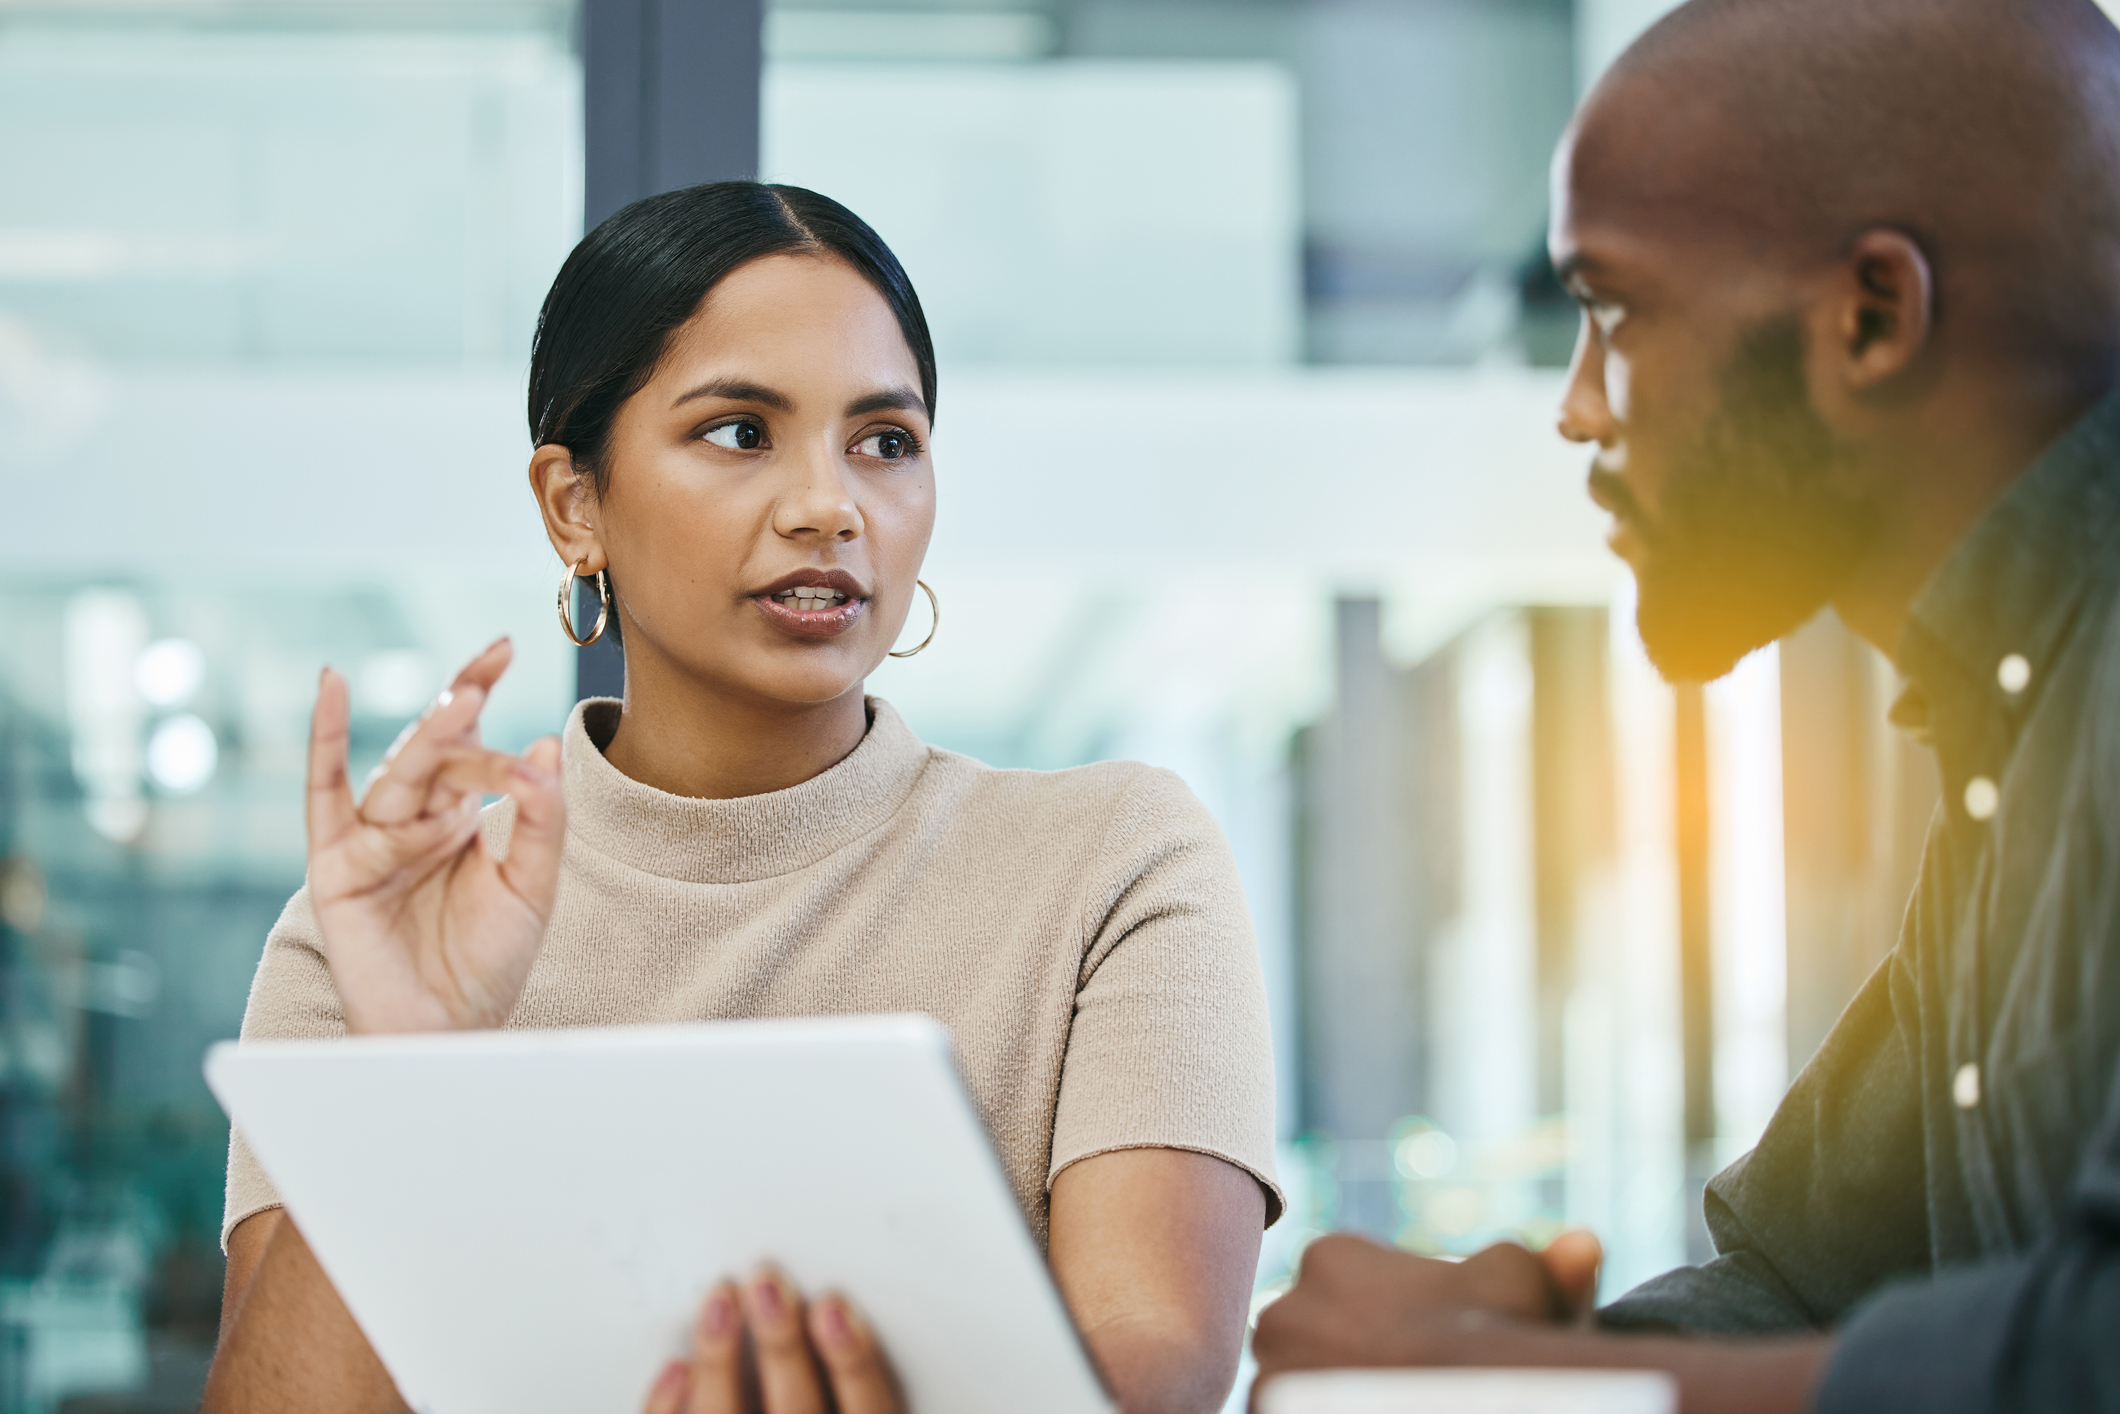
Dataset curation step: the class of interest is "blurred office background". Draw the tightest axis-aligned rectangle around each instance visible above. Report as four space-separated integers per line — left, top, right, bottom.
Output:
0 0 1979 1407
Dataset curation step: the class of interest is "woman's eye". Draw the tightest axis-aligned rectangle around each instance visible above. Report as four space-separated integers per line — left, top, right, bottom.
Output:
856 430 912 460
703 420 763 450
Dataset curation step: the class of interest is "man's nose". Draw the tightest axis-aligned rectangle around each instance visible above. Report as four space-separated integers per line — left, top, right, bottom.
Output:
1556 315 1618 448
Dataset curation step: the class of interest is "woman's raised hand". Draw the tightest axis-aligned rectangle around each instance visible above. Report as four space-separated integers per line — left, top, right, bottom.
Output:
305 637 566 1035
644 1269 901 1414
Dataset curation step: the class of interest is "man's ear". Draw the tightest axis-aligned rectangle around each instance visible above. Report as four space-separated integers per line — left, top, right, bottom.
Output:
1830 228 1935 392
528 444 606 573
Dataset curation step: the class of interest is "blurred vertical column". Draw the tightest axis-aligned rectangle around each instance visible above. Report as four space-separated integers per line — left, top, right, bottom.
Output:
1671 681 1715 1263
1778 621 1874 1071
1299 604 1630 1254
1528 609 1615 1230
1778 616 1939 1072
575 0 764 700
1592 593 1687 1293
1434 615 1542 1243
1296 599 1427 1237
0 731 43 1290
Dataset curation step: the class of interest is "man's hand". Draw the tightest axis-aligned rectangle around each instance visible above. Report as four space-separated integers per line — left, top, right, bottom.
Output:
1542 1229 1604 1319
1252 1230 1603 1377
1252 1229 1837 1414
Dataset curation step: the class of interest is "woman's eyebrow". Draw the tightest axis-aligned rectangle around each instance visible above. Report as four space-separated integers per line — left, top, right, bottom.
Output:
670 377 791 411
844 386 926 419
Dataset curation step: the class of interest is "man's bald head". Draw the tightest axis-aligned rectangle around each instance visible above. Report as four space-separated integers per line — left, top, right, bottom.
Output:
1551 0 2120 683
1572 0 2120 376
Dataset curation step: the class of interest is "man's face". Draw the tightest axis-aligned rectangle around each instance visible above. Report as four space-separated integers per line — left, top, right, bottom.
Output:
1549 133 1881 683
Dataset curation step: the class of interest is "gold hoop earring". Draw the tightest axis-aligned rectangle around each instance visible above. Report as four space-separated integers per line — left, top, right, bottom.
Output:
889 579 939 658
557 559 610 647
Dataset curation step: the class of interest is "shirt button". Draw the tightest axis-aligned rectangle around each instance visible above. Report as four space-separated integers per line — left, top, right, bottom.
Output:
1953 1062 1982 1109
1998 654 2032 694
1964 776 2000 821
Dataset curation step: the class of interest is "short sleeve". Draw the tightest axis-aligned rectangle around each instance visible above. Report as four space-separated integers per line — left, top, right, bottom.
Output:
221 885 347 1249
1048 768 1284 1225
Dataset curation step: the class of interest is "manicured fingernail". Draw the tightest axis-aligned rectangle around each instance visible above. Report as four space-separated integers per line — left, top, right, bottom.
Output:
702 1288 736 1338
751 1273 786 1322
487 635 509 651
818 1297 853 1349
436 689 454 709
654 1360 686 1394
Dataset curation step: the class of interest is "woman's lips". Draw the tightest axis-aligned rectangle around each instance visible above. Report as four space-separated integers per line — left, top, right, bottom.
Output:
752 593 868 639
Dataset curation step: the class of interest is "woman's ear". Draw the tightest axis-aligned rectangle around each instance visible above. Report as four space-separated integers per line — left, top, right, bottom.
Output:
529 444 606 573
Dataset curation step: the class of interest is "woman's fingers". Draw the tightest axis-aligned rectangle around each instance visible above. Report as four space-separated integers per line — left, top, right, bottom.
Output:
682 1283 746 1414
403 745 528 846
448 636 514 698
424 745 535 801
810 1294 901 1414
444 637 511 751
358 684 488 826
742 1267 829 1414
373 640 501 777
331 746 547 886
644 1359 689 1414
349 793 483 865
495 736 566 920
321 639 519 845
660 1273 889 1414
364 640 508 801
307 668 359 851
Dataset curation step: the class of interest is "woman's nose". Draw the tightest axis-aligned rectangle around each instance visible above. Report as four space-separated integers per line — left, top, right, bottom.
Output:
773 447 865 543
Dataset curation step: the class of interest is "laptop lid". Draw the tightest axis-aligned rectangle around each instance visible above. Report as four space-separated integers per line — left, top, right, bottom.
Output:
207 1014 1112 1414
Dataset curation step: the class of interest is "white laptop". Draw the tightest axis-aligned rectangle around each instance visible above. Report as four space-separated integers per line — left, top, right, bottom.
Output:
1258 1369 1678 1414
205 1014 1113 1414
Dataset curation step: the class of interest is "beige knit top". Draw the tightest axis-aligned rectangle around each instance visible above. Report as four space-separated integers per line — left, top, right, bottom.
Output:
224 697 1281 1250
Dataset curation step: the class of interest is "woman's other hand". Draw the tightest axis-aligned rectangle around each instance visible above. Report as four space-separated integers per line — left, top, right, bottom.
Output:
306 637 565 1035
645 1268 900 1414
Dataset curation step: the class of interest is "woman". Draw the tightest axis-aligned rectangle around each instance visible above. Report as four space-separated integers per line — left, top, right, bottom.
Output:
203 183 1279 1414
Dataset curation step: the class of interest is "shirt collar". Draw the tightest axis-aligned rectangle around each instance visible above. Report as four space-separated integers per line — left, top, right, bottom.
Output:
1893 389 2120 782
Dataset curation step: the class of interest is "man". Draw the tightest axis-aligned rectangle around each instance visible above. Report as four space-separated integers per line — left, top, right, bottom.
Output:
1253 0 2120 1410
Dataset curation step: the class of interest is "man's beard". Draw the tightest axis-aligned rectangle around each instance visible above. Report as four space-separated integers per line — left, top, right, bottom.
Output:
1602 317 1880 683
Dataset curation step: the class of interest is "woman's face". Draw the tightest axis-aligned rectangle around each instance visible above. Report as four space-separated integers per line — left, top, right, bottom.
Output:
540 253 935 710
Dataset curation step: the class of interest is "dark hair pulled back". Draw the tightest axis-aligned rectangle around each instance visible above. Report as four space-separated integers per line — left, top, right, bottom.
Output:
528 182 937 494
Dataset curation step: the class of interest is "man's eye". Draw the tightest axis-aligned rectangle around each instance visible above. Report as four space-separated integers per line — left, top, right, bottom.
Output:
703 420 764 450
856 430 913 460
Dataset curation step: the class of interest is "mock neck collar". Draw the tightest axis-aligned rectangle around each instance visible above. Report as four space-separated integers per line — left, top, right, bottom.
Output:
559 696 930 885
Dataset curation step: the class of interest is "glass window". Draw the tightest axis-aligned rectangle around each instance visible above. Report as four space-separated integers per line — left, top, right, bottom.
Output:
0 5 579 1407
